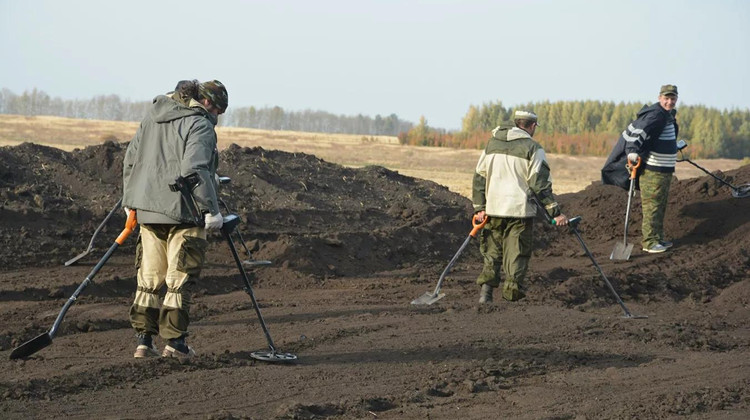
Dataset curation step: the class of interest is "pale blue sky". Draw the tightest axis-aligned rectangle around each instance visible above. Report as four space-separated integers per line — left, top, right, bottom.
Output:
1 0 748 129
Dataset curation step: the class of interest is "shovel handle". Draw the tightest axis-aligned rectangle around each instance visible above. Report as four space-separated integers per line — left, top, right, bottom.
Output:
115 210 138 245
626 157 641 179
470 215 488 237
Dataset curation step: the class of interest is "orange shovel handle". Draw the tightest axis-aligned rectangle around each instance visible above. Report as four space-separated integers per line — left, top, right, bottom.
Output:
470 215 489 237
115 210 138 245
626 157 641 180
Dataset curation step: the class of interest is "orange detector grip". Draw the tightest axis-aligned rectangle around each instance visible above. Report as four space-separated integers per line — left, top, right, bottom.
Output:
626 156 641 180
470 215 489 237
116 210 138 245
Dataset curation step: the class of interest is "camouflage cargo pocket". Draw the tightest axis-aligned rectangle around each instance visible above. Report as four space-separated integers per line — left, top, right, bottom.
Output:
177 235 208 275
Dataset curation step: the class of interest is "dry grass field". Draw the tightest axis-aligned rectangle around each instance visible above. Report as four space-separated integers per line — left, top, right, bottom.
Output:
0 114 745 197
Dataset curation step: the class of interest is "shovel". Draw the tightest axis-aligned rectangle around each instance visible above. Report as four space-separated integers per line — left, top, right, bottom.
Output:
64 198 123 266
411 216 488 305
10 210 138 359
610 157 641 260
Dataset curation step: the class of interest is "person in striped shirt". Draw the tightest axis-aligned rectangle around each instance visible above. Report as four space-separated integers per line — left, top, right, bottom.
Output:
622 84 679 253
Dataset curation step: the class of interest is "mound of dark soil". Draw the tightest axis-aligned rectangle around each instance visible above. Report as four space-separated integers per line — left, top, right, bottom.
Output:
1 141 748 305
0 142 472 280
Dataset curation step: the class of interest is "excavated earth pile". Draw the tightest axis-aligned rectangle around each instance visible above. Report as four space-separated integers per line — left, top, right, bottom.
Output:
1 141 749 419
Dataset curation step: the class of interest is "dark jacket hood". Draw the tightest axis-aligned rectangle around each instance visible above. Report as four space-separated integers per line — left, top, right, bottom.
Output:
150 95 217 125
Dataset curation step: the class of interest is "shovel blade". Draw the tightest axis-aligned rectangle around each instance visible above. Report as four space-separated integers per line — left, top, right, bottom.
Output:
9 332 53 360
610 242 634 261
410 291 446 306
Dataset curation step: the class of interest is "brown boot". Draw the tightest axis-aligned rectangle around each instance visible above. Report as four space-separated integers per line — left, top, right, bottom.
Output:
478 284 493 304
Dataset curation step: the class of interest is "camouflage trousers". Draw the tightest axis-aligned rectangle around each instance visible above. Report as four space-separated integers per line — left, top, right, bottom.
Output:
130 224 207 340
475 217 534 301
640 169 672 249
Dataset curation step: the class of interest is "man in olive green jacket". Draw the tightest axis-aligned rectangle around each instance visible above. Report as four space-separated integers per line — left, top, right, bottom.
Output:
472 111 568 303
123 80 228 358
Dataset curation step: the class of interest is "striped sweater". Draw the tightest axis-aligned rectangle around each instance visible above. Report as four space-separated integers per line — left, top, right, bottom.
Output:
621 102 679 173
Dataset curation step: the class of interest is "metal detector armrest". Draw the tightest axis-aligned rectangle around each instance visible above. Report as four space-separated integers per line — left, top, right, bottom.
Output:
169 175 204 227
222 214 241 233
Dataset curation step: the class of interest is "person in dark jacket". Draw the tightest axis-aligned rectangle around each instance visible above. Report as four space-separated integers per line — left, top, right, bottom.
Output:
601 84 679 253
123 79 228 359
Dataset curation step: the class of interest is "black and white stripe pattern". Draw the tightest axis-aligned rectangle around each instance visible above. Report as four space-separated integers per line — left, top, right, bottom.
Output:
646 122 677 169
622 123 647 148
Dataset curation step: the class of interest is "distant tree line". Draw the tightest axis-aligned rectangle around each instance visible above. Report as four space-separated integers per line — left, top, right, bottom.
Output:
226 105 411 135
5 87 748 158
401 100 750 159
0 88 413 137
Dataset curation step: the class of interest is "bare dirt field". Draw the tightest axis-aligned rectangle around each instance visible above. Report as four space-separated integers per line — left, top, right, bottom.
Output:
1 116 749 419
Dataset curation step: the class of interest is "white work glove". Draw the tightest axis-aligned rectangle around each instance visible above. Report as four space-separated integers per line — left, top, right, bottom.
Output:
627 153 639 163
123 206 132 217
204 212 223 230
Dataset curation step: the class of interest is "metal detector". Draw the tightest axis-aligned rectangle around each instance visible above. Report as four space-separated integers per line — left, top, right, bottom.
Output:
169 175 296 362
529 192 647 319
677 140 750 198
65 198 123 266
216 176 272 267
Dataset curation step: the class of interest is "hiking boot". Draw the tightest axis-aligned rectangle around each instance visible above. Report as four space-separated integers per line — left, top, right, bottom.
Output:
478 284 493 304
642 243 668 253
659 240 673 248
162 337 196 359
133 334 159 358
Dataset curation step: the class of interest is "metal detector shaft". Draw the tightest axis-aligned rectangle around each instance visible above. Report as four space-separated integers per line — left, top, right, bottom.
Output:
221 218 278 353
677 140 750 199
171 175 291 359
216 178 254 259
219 198 256 260
528 192 645 319
680 158 740 189
65 198 123 266
567 221 640 318
216 179 271 265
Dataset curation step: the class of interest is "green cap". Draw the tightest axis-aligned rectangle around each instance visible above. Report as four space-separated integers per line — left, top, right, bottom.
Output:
660 84 678 97
513 110 539 126
199 80 229 111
